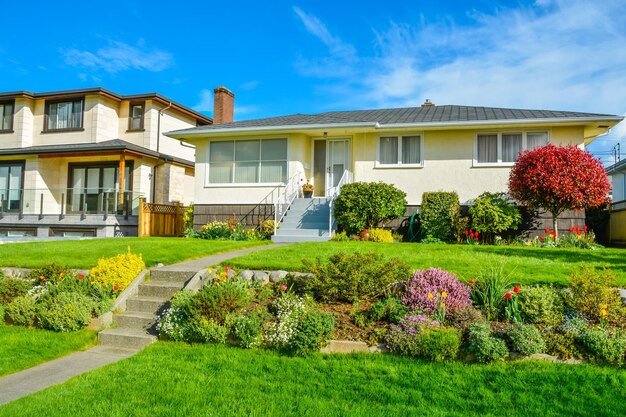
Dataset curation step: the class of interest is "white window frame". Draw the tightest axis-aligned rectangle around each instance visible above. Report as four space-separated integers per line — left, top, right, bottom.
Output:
375 133 424 168
204 137 289 187
473 130 550 167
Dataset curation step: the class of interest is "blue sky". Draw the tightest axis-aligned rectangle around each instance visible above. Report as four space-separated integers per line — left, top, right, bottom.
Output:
1 0 625 164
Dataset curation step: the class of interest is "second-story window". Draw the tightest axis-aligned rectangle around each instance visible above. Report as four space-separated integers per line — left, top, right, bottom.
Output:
45 98 84 131
129 102 144 131
0 101 14 132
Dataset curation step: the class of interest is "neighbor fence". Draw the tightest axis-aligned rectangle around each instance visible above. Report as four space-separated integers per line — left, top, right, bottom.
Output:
137 197 186 237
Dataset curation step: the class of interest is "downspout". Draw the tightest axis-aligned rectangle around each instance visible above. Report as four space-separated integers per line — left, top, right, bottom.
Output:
153 102 173 203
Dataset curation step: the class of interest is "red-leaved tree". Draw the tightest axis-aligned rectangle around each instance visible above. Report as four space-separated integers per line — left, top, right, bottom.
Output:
508 144 610 236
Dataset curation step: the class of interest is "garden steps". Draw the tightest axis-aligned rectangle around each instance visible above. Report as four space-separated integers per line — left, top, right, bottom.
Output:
272 197 333 243
113 311 158 331
125 296 170 314
98 328 158 350
150 269 197 283
138 281 186 299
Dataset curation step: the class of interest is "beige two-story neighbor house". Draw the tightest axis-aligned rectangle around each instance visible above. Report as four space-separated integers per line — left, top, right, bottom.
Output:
167 101 622 242
0 87 212 237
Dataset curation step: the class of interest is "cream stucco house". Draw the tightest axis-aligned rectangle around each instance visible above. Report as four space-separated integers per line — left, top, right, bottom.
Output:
0 87 212 237
167 100 622 242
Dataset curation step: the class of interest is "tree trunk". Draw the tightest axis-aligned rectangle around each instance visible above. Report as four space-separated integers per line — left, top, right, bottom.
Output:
552 213 559 237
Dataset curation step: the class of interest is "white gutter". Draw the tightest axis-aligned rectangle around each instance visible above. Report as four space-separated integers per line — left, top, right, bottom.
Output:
167 116 623 139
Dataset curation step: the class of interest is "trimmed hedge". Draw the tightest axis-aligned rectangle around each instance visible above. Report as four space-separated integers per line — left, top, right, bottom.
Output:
419 192 461 242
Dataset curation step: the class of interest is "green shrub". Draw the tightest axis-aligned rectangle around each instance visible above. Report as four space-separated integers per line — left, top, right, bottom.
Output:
507 323 546 356
446 306 484 332
369 297 408 323
183 203 194 232
333 182 407 235
518 286 564 326
467 322 509 363
157 290 196 342
37 292 94 332
566 266 626 325
232 314 264 349
331 231 350 242
191 220 269 241
417 327 463 362
187 318 230 344
88 248 145 292
0 303 5 325
302 252 411 303
578 328 626 365
289 311 335 356
192 280 252 324
545 331 581 360
368 228 394 243
7 295 37 327
419 192 461 242
44 272 113 316
0 276 30 304
469 192 521 242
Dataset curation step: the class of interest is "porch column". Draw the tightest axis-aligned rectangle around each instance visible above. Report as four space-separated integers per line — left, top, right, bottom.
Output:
118 153 126 208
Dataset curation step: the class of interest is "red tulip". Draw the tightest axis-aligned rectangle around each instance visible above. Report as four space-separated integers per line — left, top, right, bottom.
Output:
78 274 84 280
225 266 231 273
113 285 119 291
474 237 479 241
469 279 475 285
281 284 288 292
544 228 550 234
513 285 520 293
584 225 588 232
465 230 469 236
505 292 512 299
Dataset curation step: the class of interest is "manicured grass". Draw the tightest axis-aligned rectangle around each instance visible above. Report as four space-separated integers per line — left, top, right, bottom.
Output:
1 342 624 416
227 242 626 286
0 325 96 377
0 238 270 269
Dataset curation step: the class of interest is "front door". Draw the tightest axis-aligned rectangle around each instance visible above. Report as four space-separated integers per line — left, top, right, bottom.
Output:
313 139 350 197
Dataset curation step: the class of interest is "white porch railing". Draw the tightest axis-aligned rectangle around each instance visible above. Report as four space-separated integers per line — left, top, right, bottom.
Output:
274 172 304 235
328 170 354 234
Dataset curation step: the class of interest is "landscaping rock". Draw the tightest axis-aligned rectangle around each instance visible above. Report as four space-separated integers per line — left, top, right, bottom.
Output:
269 270 288 283
619 289 626 305
239 270 254 281
253 271 269 285
320 340 370 354
227 269 237 279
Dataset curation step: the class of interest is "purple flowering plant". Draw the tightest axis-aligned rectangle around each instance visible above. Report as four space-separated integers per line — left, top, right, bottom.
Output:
402 268 472 315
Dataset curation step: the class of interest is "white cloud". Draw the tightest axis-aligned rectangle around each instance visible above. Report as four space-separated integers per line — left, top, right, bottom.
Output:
193 89 213 112
295 0 626 116
62 40 174 73
293 6 356 60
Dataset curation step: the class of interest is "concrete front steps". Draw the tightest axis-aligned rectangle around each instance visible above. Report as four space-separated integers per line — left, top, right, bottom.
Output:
272 198 333 243
98 269 196 351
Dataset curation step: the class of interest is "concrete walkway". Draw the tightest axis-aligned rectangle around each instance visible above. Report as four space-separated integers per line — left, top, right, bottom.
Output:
0 243 285 406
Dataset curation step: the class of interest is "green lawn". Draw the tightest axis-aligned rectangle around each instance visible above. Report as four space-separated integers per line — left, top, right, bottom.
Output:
0 238 270 269
0 342 624 416
0 325 96 377
227 242 626 286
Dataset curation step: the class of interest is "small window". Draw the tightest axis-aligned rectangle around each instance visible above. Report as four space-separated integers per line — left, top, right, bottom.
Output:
377 135 422 166
45 98 83 131
128 102 144 131
502 133 522 162
0 101 14 132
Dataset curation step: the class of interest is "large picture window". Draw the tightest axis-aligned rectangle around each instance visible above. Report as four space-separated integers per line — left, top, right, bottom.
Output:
475 131 549 165
0 162 24 212
0 101 14 132
208 139 288 184
45 98 84 131
377 134 422 167
68 162 132 213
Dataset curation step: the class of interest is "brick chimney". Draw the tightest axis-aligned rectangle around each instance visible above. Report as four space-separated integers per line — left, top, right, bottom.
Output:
421 99 434 107
213 86 234 124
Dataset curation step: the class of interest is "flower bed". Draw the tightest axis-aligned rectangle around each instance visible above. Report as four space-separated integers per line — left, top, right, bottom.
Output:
158 252 626 365
0 249 145 332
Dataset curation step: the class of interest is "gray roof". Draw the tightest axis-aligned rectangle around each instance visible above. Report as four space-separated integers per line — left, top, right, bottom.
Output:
606 158 626 174
169 105 622 136
0 139 194 167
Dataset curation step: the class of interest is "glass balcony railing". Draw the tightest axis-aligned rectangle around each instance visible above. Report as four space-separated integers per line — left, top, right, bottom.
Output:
0 188 144 217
